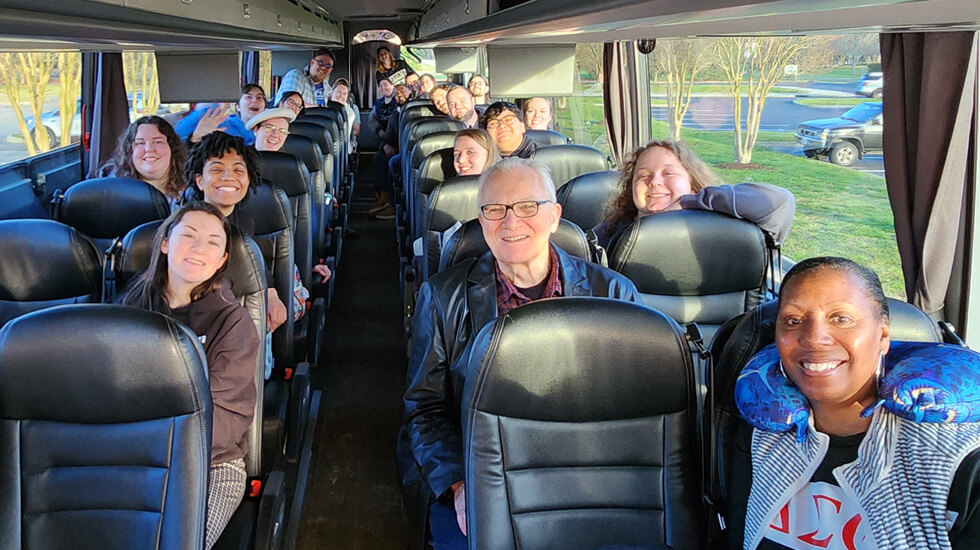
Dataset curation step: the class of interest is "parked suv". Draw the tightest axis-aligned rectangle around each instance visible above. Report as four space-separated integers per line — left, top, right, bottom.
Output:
795 102 883 166
856 71 884 98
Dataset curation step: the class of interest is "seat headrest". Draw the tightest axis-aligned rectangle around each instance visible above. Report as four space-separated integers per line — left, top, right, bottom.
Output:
409 131 457 168
525 129 568 146
117 222 267 297
0 219 102 302
303 106 341 119
405 117 465 143
402 104 441 122
464 298 692 421
57 177 171 239
418 149 458 195
609 210 767 296
426 175 482 231
0 304 211 423
440 218 591 273
556 170 620 231
530 144 608 189
289 121 332 153
404 100 436 112
256 151 311 197
281 134 324 172
237 183 293 235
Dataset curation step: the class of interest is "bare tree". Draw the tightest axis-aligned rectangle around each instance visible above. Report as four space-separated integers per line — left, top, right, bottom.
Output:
57 52 82 147
575 43 603 85
797 35 838 75
833 34 879 74
716 37 804 164
652 38 712 141
0 52 57 155
123 51 160 120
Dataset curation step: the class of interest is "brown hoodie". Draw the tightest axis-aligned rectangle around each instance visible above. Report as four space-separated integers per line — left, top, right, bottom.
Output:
170 279 258 464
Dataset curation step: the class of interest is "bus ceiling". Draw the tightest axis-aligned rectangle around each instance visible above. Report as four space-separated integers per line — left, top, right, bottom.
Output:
406 0 980 46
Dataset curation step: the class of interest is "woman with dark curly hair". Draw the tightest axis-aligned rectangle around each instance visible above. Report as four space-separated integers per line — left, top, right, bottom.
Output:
102 115 187 202
594 140 796 249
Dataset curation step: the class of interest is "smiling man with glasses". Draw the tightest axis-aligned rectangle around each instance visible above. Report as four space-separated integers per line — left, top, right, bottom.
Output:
245 107 294 152
274 47 335 107
480 101 537 158
399 158 639 550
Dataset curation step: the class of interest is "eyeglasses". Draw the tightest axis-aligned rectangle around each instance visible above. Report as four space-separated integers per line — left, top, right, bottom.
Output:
242 93 266 102
258 125 289 136
282 99 303 110
311 59 333 69
485 115 522 131
480 200 552 220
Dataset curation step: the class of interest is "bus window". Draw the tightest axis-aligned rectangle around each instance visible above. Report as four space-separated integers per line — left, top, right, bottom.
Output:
646 35 904 298
259 50 272 97
122 51 189 121
554 43 608 156
0 51 82 166
402 47 447 82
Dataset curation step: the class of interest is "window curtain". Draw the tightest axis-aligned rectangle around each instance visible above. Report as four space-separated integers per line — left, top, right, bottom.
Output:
242 51 260 87
87 52 131 178
880 32 977 320
602 41 648 167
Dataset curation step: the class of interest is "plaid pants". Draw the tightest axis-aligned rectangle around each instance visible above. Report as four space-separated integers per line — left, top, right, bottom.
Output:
205 458 247 549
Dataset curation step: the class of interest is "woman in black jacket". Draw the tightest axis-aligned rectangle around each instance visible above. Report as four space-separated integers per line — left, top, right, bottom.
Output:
375 45 415 85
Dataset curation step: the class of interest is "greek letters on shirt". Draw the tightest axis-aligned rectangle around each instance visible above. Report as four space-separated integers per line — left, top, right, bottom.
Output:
763 482 877 550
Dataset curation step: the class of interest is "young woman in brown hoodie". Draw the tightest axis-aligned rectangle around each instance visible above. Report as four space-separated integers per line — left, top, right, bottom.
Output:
121 201 259 549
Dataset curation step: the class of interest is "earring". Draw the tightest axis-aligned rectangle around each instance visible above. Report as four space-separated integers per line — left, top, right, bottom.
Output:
875 352 884 385
779 360 789 379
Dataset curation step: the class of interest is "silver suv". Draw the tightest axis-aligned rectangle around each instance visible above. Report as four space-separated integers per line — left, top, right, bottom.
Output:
855 72 884 98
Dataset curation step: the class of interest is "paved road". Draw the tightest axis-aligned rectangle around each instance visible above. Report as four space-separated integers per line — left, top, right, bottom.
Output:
652 96 857 132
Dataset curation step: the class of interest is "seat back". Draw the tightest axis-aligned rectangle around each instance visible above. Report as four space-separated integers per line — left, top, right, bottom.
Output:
530 144 608 190
608 210 770 347
400 117 464 160
0 304 212 549
54 177 171 251
525 129 569 146
257 151 313 288
421 175 481 280
413 148 458 242
289 121 336 181
462 298 704 550
237 184 296 371
556 170 620 232
404 131 456 198
398 104 442 137
708 298 944 547
116 221 269 477
280 135 329 259
439 218 594 273
0 219 103 327
295 114 344 192
403 98 434 111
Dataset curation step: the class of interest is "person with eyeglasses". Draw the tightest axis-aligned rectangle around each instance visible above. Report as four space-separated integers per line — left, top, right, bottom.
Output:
480 101 538 159
399 158 640 550
245 108 294 153
274 48 335 107
175 83 267 146
277 91 304 117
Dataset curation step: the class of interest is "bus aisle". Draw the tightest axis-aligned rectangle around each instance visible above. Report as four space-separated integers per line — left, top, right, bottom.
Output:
299 154 411 548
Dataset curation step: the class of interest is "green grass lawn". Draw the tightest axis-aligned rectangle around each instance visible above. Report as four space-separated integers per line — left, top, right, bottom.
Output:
795 66 869 83
794 97 877 107
651 120 905 298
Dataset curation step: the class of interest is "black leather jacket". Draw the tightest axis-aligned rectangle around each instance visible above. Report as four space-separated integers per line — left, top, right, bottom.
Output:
400 246 640 508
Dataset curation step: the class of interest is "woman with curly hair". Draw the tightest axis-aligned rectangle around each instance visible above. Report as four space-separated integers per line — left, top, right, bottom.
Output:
102 115 187 203
594 140 796 249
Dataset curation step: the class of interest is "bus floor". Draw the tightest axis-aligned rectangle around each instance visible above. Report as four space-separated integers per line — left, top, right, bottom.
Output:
299 156 412 549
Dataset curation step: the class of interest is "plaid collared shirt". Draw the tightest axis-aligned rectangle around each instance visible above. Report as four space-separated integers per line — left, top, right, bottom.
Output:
274 66 332 106
495 246 563 316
